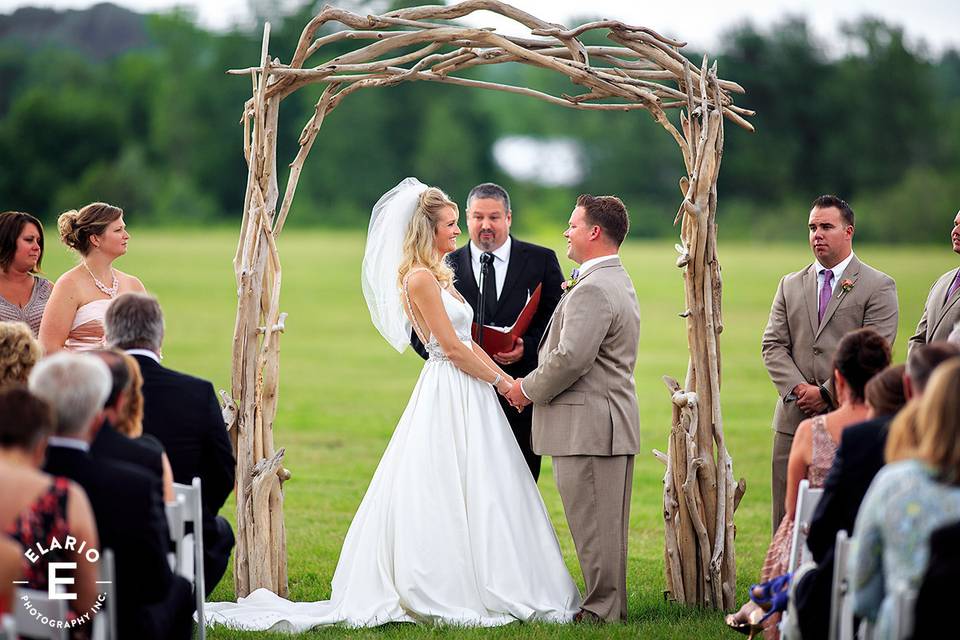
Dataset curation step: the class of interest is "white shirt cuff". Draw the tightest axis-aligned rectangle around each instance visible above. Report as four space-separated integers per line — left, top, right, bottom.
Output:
519 379 532 401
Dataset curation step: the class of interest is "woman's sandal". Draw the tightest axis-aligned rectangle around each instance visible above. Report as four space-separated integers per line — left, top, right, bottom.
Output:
724 602 766 638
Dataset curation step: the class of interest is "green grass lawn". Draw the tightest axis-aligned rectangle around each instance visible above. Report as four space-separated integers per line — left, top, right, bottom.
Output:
41 228 957 638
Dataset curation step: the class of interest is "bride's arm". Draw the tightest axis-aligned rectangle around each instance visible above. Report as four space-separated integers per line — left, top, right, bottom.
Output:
470 342 510 381
407 271 513 393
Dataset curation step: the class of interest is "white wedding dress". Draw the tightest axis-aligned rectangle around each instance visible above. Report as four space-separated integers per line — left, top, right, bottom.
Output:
206 285 581 632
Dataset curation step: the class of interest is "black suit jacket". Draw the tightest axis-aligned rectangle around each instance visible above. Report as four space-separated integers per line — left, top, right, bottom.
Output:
133 354 235 526
912 519 960 638
413 237 564 377
90 421 164 480
796 416 890 639
44 445 173 633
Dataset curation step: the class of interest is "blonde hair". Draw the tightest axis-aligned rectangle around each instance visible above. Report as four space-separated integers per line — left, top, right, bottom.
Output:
114 352 144 437
0 321 41 387
397 187 457 290
57 202 123 255
884 399 922 463
916 358 960 483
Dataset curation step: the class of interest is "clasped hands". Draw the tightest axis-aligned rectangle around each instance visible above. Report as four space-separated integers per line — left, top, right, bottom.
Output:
496 376 531 412
792 382 828 415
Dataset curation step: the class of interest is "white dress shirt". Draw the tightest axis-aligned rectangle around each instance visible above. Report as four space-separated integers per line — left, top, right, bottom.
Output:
577 253 619 275
470 236 511 299
126 348 162 363
47 436 90 452
815 252 855 299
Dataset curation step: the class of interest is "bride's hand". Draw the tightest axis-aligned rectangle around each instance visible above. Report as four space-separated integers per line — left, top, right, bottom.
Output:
495 376 514 396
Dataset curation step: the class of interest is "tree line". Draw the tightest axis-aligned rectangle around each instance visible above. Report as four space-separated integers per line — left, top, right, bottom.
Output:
1 2 958 242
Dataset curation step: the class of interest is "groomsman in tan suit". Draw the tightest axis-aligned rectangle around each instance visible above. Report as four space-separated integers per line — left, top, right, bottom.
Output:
505 194 640 623
761 195 898 529
908 209 960 354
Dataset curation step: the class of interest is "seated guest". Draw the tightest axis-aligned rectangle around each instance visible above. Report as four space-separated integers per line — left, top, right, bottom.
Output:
0 211 51 336
30 353 193 640
0 320 41 387
851 358 960 639
105 292 235 596
912 518 960 638
0 386 99 621
89 349 175 502
790 364 908 639
727 328 891 638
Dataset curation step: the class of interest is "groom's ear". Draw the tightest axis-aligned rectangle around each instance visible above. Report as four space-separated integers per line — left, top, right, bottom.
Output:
589 225 602 241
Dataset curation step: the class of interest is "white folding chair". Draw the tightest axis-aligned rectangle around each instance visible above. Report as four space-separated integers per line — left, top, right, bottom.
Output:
888 584 917 640
0 613 15 639
13 587 68 640
830 530 855 640
788 479 824 572
90 548 117 640
173 478 206 640
165 497 187 573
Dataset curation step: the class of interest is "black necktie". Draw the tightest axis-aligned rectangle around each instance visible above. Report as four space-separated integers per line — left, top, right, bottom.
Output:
480 252 497 321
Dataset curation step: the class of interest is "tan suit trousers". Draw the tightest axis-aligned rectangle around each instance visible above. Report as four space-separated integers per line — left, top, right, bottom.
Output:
553 454 635 622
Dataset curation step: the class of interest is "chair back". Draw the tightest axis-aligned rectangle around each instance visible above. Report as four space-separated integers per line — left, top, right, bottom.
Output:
90 548 117 640
13 588 69 640
888 584 917 640
173 478 206 640
788 479 824 572
830 530 855 640
165 498 187 574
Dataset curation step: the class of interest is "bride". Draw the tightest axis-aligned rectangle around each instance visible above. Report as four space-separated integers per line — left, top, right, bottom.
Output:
206 178 581 631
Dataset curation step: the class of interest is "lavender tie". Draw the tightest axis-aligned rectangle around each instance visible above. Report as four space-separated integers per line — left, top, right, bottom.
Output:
946 269 960 303
818 269 834 325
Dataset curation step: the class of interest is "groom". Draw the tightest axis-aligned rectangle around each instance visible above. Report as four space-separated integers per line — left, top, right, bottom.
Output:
505 194 641 623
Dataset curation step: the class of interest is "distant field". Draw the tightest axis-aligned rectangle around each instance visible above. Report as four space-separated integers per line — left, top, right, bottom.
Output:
41 228 956 639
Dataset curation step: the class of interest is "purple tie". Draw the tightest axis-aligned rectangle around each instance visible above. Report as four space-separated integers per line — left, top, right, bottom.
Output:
946 269 960 303
818 269 834 324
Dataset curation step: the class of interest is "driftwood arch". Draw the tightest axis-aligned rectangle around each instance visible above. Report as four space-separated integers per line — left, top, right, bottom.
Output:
225 1 753 609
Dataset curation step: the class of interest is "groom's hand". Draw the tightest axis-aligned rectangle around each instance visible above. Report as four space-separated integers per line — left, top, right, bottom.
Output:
505 378 531 411
493 336 524 365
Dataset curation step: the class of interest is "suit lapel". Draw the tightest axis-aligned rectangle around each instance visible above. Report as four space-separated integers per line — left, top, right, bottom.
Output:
930 267 960 337
815 255 861 339
539 258 620 349
452 245 479 307
803 265 819 334
497 237 528 318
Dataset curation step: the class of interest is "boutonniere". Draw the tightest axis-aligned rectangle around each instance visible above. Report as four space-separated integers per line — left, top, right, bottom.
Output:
561 268 580 294
838 278 855 298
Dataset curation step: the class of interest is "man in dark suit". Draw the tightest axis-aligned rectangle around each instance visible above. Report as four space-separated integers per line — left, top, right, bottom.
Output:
89 349 166 484
792 342 960 639
414 183 564 480
30 352 193 640
104 292 236 596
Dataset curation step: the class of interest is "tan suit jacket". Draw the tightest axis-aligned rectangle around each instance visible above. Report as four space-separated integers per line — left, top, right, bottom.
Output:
907 267 960 355
524 258 641 456
761 254 899 436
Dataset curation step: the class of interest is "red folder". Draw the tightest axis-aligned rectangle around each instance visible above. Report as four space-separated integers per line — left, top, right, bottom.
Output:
472 284 542 356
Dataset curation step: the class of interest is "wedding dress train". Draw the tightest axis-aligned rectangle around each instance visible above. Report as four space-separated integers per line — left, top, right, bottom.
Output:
206 287 581 631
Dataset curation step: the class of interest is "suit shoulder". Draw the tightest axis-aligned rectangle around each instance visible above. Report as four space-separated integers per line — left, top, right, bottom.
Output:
856 260 895 285
160 364 216 392
513 238 557 258
782 265 812 283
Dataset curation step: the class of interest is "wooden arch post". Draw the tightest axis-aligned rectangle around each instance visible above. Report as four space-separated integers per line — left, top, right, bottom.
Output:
225 1 753 607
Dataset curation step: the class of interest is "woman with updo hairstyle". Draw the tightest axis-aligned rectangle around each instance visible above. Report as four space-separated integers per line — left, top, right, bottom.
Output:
0 320 41 387
852 359 960 639
727 328 891 637
864 363 907 419
0 211 51 336
38 202 145 353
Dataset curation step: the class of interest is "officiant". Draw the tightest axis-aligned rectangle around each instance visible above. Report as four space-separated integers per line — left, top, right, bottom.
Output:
413 182 564 480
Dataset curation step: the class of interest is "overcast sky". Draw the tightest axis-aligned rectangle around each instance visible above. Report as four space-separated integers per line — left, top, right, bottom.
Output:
1 0 957 54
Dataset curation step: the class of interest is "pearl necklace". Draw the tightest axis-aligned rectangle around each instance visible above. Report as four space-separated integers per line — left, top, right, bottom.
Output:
82 262 119 298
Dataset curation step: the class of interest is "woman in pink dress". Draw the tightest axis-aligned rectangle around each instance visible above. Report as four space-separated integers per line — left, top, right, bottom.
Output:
39 202 145 353
726 328 891 638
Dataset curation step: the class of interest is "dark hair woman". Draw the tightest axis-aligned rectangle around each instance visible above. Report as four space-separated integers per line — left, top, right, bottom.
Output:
0 211 51 336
